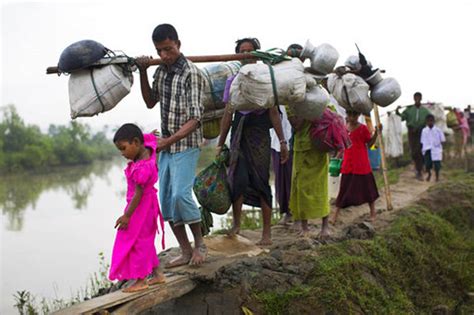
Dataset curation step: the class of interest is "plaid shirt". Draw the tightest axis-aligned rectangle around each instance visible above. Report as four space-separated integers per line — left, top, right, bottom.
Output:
151 54 205 153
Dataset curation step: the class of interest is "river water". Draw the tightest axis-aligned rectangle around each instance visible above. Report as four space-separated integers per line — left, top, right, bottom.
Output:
0 159 232 314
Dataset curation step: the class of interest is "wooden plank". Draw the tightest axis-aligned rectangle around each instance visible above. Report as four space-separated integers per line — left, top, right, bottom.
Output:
52 275 190 315
111 277 196 315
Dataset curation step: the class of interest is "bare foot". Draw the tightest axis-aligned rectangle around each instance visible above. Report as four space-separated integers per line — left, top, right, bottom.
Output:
122 279 148 293
226 225 240 237
189 244 208 266
290 220 302 231
256 237 273 246
317 229 330 240
147 272 166 286
277 213 292 226
165 253 192 269
297 229 311 238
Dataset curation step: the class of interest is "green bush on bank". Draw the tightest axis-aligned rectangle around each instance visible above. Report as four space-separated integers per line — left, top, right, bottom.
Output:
0 105 115 174
256 175 474 314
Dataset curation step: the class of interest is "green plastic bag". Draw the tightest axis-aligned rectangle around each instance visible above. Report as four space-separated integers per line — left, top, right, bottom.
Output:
193 146 231 215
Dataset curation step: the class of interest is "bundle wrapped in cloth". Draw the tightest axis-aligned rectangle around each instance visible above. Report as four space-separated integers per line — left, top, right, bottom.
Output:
229 58 307 111
201 62 241 111
327 72 373 115
310 108 352 152
288 81 330 120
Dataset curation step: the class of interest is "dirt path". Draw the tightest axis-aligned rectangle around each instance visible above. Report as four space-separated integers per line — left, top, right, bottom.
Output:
239 168 436 245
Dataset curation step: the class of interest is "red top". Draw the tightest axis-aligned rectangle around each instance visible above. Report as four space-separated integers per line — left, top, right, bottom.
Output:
341 124 372 175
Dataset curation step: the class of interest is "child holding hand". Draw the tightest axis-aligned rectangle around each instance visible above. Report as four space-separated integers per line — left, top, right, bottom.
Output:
109 123 165 292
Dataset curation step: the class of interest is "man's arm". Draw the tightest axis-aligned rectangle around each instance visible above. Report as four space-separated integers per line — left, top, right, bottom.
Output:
135 56 158 109
157 119 199 152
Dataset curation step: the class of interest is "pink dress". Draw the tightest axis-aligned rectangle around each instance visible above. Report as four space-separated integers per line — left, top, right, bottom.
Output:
109 134 165 281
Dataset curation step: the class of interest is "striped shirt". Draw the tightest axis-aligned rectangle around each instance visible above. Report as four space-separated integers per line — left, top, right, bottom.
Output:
151 54 205 153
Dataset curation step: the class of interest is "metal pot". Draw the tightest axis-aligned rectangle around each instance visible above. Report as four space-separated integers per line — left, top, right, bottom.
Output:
58 40 109 73
301 40 339 75
365 69 383 87
370 77 402 107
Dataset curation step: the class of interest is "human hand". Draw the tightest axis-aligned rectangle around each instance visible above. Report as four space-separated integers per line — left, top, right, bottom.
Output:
376 124 383 132
280 143 289 164
156 137 171 152
215 145 223 157
115 215 130 230
134 55 153 71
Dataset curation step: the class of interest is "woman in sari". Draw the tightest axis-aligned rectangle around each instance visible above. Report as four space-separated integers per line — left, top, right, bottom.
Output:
216 37 288 245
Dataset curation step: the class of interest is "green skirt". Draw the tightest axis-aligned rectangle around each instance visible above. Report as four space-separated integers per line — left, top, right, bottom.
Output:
290 148 329 220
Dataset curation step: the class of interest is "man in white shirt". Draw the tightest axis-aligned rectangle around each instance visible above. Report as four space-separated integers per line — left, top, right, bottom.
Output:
420 114 446 182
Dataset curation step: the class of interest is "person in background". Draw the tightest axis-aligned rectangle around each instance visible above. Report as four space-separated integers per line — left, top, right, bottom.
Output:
454 107 470 158
330 111 380 224
270 44 301 225
420 114 445 182
396 92 431 180
109 124 165 292
135 24 207 267
216 37 289 246
464 105 474 144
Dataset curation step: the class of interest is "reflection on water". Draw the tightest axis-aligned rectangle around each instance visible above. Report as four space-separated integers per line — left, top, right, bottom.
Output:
0 160 118 231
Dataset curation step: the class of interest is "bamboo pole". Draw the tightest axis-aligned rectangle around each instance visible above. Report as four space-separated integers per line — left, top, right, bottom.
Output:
372 103 393 211
45 53 258 74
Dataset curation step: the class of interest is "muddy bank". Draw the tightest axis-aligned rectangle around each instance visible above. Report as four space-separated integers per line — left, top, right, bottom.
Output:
142 172 474 315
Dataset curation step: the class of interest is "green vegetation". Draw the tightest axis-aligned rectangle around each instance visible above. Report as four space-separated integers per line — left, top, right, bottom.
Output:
0 105 115 174
254 173 474 314
13 252 112 315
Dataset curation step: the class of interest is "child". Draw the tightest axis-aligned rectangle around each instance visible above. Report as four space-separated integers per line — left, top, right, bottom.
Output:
331 111 380 224
109 123 165 292
420 114 446 181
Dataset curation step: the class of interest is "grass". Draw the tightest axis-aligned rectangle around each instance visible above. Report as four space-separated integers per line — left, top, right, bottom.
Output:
254 172 474 314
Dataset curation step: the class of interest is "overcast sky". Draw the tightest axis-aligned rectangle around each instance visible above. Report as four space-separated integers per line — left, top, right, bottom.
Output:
2 0 473 132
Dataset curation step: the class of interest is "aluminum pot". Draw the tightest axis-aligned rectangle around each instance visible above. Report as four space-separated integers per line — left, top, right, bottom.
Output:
58 40 109 73
300 40 339 75
365 69 383 87
370 77 402 107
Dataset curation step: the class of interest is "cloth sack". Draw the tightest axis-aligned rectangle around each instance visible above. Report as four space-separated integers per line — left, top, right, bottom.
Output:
69 64 133 119
201 62 241 111
327 73 372 115
229 59 307 111
384 113 404 158
288 83 329 120
310 108 352 152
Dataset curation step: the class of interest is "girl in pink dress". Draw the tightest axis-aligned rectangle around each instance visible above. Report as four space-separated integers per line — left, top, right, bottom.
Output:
109 123 165 292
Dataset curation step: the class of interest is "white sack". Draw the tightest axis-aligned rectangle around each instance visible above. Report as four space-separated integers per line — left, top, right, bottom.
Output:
384 113 404 158
229 59 306 111
69 64 133 119
288 84 329 120
327 73 372 115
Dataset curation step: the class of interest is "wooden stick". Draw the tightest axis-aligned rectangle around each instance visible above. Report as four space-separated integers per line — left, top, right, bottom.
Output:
372 103 394 211
46 53 257 74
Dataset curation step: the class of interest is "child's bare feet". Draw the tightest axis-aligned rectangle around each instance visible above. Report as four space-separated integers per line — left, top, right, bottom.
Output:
189 243 208 266
147 271 166 286
122 279 148 293
165 251 192 269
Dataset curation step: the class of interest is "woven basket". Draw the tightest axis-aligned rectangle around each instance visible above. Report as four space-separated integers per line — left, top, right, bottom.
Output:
203 118 221 139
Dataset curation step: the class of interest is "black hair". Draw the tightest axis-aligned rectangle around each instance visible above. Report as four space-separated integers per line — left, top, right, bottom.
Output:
414 92 422 98
113 123 144 144
235 38 261 53
152 24 179 43
426 114 435 121
346 110 361 116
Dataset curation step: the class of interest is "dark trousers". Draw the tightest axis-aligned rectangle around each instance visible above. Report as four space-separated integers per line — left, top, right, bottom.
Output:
408 127 424 174
271 149 293 214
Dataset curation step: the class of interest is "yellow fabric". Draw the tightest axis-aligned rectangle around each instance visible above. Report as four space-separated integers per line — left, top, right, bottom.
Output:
290 144 329 220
